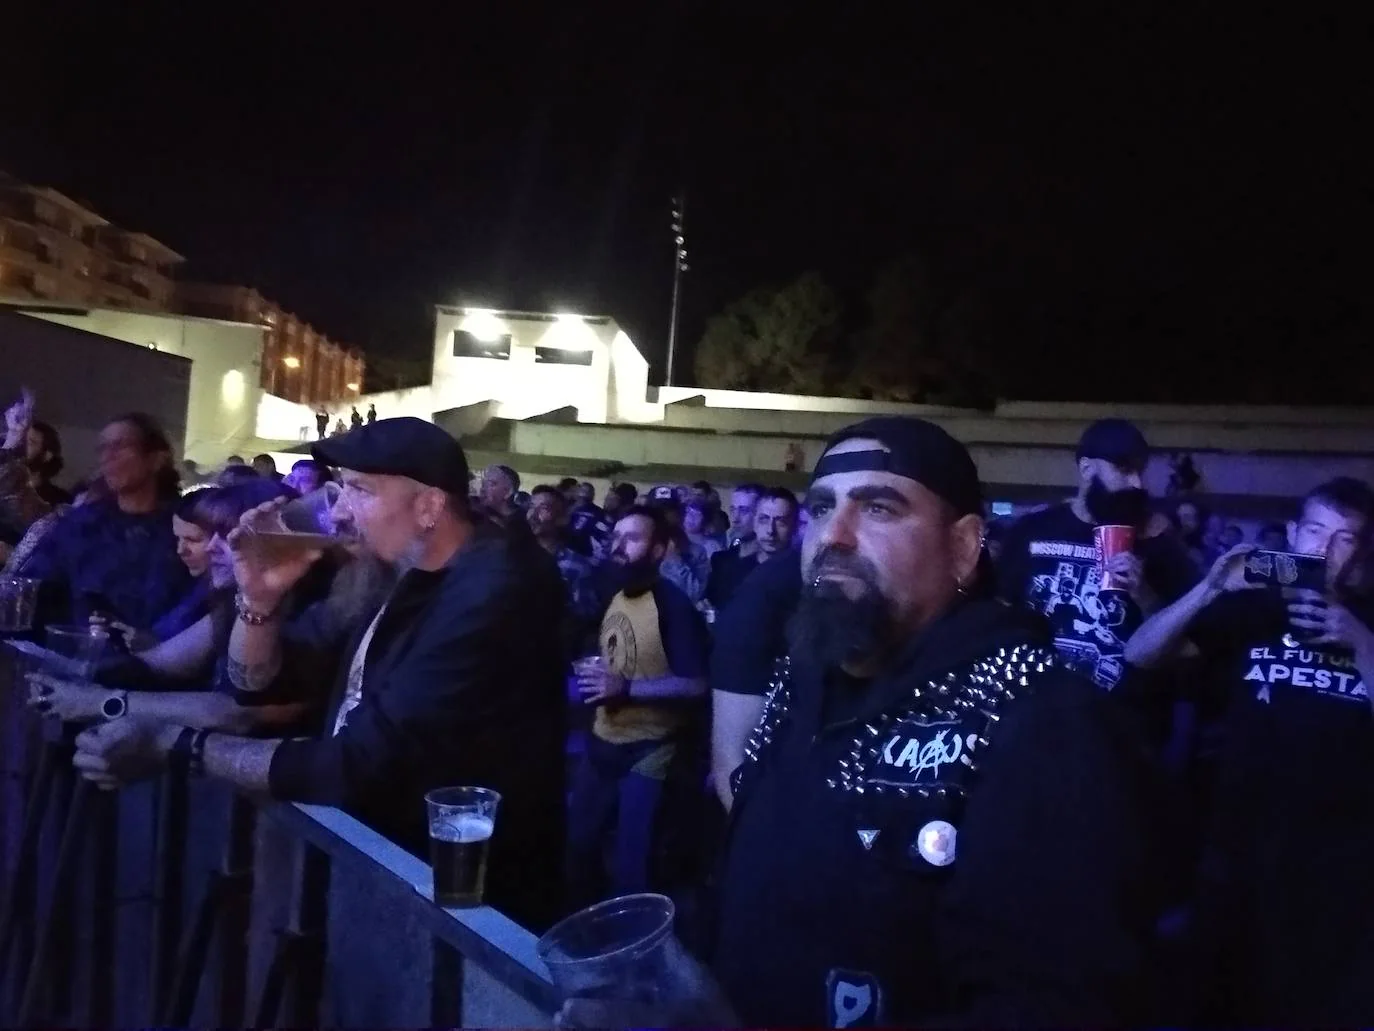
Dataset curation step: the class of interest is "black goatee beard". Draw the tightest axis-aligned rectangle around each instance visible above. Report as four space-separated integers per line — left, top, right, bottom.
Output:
611 556 659 599
789 547 894 673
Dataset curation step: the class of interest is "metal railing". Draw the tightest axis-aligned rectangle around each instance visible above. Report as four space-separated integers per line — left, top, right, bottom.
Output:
0 654 557 1028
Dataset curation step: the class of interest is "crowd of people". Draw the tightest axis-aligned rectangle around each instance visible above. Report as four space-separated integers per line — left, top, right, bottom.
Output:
3 385 1373 1026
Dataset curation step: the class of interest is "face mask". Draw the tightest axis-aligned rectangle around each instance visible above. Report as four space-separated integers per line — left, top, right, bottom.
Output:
1085 477 1149 529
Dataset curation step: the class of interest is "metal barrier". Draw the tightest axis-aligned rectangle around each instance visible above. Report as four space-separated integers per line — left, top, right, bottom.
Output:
0 653 558 1028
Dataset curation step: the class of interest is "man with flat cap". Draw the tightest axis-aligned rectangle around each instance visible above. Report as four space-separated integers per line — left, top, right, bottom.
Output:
561 417 1157 1027
72 417 568 931
997 418 1196 696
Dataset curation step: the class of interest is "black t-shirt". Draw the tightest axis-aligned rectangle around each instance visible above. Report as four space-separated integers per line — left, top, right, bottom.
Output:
1186 589 1374 1022
997 503 1198 692
707 546 762 611
709 548 801 697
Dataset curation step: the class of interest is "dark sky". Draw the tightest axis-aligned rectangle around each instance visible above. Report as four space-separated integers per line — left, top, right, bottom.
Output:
2 8 1368 401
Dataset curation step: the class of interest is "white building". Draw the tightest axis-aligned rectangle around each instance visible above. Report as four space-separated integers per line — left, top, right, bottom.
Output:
22 305 266 465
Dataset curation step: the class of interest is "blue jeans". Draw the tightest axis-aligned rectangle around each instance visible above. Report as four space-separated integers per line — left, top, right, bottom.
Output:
566 734 674 908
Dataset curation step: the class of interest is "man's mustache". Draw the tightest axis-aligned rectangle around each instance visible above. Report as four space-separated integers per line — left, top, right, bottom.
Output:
806 547 879 586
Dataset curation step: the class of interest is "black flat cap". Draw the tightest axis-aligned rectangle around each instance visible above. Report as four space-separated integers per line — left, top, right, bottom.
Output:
1077 419 1149 472
313 417 470 494
814 416 983 517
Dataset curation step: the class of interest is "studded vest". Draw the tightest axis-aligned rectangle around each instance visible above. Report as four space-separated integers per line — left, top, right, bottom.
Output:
714 627 1135 1028
737 642 1060 809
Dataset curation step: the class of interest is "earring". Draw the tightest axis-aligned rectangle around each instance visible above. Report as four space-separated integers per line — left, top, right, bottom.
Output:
954 577 969 597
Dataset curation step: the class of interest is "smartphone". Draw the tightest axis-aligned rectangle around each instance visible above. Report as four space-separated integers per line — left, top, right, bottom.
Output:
1242 550 1327 592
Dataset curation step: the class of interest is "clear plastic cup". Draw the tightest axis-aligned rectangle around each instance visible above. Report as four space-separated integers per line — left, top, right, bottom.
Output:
44 624 111 679
0 577 40 633
571 654 606 705
425 786 501 907
241 482 352 556
537 893 686 1003
572 654 605 678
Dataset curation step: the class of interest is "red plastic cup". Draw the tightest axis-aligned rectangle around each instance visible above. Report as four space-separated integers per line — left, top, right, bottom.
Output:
1094 525 1136 591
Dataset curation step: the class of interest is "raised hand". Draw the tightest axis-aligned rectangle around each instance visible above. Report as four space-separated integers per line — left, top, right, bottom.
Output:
4 386 36 448
1205 544 1261 595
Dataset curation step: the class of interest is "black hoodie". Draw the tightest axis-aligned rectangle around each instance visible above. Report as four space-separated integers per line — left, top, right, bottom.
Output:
712 597 1159 1027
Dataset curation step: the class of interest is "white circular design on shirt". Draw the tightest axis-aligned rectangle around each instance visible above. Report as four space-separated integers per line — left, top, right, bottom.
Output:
915 820 957 867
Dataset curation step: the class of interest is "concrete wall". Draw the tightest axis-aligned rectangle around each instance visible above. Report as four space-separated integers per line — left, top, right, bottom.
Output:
255 392 318 443
506 421 1374 502
0 310 191 484
657 402 1374 455
26 307 264 465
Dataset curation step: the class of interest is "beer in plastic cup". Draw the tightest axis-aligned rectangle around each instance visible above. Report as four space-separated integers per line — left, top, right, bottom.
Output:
278 482 343 535
242 482 353 555
425 786 500 907
1094 524 1136 591
537 893 688 1003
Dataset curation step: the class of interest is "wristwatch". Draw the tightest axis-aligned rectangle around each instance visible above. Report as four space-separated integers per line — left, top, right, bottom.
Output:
101 690 129 721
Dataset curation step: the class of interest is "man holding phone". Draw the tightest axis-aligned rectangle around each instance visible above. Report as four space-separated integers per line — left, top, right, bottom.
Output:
1124 477 1374 1024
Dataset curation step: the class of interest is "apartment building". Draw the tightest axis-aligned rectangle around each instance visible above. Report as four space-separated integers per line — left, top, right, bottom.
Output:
178 282 365 407
0 170 183 309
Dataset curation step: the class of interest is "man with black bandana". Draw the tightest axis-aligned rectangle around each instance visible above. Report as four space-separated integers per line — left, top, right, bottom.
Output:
997 418 1197 696
559 416 1157 1029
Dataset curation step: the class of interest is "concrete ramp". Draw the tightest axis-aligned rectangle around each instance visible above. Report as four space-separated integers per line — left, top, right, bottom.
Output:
433 401 500 439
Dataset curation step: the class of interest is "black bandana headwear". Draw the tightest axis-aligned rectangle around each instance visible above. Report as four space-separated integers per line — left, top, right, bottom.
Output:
811 417 983 516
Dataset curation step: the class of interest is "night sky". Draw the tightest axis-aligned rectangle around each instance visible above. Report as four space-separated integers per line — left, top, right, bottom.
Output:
2 8 1367 402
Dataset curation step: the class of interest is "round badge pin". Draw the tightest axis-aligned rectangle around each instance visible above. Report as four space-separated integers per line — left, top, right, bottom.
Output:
914 820 957 867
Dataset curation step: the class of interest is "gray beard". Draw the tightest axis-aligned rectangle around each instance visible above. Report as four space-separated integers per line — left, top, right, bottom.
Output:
324 553 399 629
393 533 429 575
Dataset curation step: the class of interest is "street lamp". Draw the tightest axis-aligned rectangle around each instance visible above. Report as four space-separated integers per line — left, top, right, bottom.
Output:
665 194 689 387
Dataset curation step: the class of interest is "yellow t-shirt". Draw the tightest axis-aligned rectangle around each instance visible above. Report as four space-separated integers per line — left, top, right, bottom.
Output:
593 586 689 748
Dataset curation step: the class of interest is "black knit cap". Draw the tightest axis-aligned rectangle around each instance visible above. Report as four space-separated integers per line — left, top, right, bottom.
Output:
1076 418 1149 473
813 416 983 516
313 416 470 494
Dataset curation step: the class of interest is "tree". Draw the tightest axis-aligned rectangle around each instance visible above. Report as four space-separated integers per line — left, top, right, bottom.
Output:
846 254 998 407
845 253 938 402
693 272 845 394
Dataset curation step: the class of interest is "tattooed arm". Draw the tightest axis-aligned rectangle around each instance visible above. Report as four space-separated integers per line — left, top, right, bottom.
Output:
226 603 285 693
142 724 285 794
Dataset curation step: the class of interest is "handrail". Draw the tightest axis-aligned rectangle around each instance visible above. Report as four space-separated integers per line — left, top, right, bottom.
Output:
261 799 559 1014
0 648 560 1028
